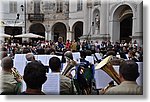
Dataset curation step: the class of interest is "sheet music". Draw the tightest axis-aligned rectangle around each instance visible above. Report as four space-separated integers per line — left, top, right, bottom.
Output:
37 55 47 65
72 52 80 63
136 62 143 86
61 63 67 74
34 55 38 60
85 56 94 64
14 54 27 76
46 55 62 66
95 69 112 89
21 80 26 92
125 54 129 60
56 56 62 61
46 55 56 66
113 65 119 74
42 73 60 95
95 53 102 60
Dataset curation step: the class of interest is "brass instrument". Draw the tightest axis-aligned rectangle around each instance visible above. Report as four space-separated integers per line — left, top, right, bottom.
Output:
95 55 121 85
100 81 116 94
62 56 77 76
11 67 22 80
96 55 126 94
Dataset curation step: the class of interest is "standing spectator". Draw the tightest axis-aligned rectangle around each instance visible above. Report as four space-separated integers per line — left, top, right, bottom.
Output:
76 41 81 51
95 41 100 53
65 40 71 51
71 40 77 52
57 37 64 52
90 41 95 54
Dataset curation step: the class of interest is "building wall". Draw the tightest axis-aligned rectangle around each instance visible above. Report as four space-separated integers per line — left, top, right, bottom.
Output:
1 0 143 45
0 0 25 33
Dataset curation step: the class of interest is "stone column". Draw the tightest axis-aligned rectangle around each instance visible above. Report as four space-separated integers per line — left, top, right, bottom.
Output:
45 31 52 41
132 2 143 46
83 0 89 36
110 20 120 43
66 27 72 41
80 0 89 42
99 1 110 42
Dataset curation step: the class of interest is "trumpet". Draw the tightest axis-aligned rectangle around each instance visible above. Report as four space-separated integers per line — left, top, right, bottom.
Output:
11 67 22 81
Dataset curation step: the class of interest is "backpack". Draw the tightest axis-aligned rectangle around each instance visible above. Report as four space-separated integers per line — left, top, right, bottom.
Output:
73 60 95 94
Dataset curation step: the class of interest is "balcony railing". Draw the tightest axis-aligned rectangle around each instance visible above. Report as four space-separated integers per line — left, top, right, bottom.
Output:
28 13 44 22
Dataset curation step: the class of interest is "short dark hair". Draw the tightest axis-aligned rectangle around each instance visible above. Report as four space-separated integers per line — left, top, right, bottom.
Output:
49 57 61 72
106 51 116 56
119 60 139 81
80 50 86 58
23 61 47 89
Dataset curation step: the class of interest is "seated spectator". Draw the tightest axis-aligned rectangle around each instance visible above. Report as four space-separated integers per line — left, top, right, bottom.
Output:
0 57 22 95
21 61 47 95
128 50 139 62
36 46 45 54
22 46 31 54
104 60 142 95
49 57 76 95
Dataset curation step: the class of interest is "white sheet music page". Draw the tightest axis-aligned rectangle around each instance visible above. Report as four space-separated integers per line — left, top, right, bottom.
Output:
95 69 112 89
85 56 94 64
42 73 60 95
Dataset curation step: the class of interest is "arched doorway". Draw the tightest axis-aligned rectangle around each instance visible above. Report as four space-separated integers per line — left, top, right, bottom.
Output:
52 22 67 42
112 5 133 43
29 23 45 41
120 14 133 43
72 21 83 41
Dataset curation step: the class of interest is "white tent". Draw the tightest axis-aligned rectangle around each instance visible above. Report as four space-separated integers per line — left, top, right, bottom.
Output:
14 33 44 38
0 33 12 38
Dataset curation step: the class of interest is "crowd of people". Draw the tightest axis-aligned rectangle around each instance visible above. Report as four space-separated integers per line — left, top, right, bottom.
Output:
0 37 143 95
0 37 143 62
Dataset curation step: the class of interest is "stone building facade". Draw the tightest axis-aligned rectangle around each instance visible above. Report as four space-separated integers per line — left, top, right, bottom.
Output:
0 0 143 45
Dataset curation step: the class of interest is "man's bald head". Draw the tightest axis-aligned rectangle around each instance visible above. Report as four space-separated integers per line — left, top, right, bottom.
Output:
26 53 35 61
1 57 13 71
